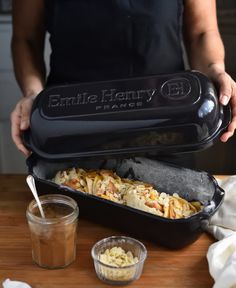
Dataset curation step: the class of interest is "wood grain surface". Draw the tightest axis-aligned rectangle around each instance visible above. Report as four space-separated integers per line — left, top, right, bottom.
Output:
0 174 227 288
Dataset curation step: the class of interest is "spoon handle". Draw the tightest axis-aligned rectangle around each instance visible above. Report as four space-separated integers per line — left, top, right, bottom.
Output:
26 175 45 218
31 177 46 219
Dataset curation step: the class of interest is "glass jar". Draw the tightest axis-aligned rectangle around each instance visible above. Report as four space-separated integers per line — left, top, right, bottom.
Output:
26 194 79 269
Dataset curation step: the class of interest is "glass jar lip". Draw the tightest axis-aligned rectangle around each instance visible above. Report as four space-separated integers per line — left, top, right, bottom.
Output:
91 235 147 268
26 194 79 224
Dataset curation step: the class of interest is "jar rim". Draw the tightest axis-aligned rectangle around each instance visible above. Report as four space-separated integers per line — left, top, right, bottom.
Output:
26 194 79 224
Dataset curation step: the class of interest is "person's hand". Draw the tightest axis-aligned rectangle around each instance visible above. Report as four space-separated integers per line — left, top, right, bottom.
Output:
207 64 236 142
11 95 36 156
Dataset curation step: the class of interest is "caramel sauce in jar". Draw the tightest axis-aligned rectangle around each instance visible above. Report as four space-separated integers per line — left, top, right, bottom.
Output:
26 194 79 269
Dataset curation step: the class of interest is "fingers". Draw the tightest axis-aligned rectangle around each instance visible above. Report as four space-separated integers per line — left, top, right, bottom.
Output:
216 73 232 106
207 66 236 142
220 123 235 142
220 77 236 142
11 111 30 156
11 99 32 156
220 121 236 142
20 97 34 130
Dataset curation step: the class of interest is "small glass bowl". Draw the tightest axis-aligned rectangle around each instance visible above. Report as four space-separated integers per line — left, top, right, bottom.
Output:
91 236 147 285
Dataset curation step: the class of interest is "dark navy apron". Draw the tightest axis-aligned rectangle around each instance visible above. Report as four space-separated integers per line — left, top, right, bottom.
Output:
45 0 185 85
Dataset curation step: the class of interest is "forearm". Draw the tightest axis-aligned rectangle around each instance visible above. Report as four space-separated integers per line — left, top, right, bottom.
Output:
185 29 225 75
11 37 46 98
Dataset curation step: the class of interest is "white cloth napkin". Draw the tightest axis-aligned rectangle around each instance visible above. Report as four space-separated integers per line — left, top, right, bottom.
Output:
2 279 32 288
205 176 236 288
204 176 236 240
207 233 236 288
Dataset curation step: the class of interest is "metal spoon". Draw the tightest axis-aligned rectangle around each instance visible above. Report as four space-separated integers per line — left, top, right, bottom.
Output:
26 175 45 218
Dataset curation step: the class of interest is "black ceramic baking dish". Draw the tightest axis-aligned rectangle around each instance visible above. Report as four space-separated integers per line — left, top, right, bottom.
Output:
24 70 229 249
27 156 224 249
23 70 231 159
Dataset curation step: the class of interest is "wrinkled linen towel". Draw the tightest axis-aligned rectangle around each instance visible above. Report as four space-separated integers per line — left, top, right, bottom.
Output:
207 232 236 288
2 279 32 288
205 176 236 288
204 175 236 240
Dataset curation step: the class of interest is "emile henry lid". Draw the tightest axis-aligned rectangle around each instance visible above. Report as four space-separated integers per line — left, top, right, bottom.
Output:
23 70 231 159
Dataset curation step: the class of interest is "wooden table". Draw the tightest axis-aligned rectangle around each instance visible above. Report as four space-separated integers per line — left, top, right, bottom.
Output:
0 175 226 288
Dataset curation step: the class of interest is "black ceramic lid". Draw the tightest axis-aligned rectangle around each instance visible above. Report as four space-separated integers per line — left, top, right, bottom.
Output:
24 71 231 159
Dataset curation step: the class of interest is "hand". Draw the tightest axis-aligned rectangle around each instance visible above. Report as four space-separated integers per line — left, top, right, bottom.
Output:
11 95 36 156
207 64 236 142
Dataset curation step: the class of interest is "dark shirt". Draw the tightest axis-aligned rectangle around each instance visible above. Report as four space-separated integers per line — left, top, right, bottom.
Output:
45 0 185 85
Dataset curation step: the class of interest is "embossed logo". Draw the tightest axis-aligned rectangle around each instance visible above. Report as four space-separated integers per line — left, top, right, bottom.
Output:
47 88 157 112
161 78 191 100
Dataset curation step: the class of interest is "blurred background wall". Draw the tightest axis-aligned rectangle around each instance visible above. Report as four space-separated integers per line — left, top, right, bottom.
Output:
0 0 235 174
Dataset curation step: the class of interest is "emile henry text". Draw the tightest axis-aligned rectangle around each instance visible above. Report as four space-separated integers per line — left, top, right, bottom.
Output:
48 88 156 111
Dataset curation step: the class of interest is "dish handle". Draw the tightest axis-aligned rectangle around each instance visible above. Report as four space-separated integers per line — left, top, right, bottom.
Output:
200 178 225 220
